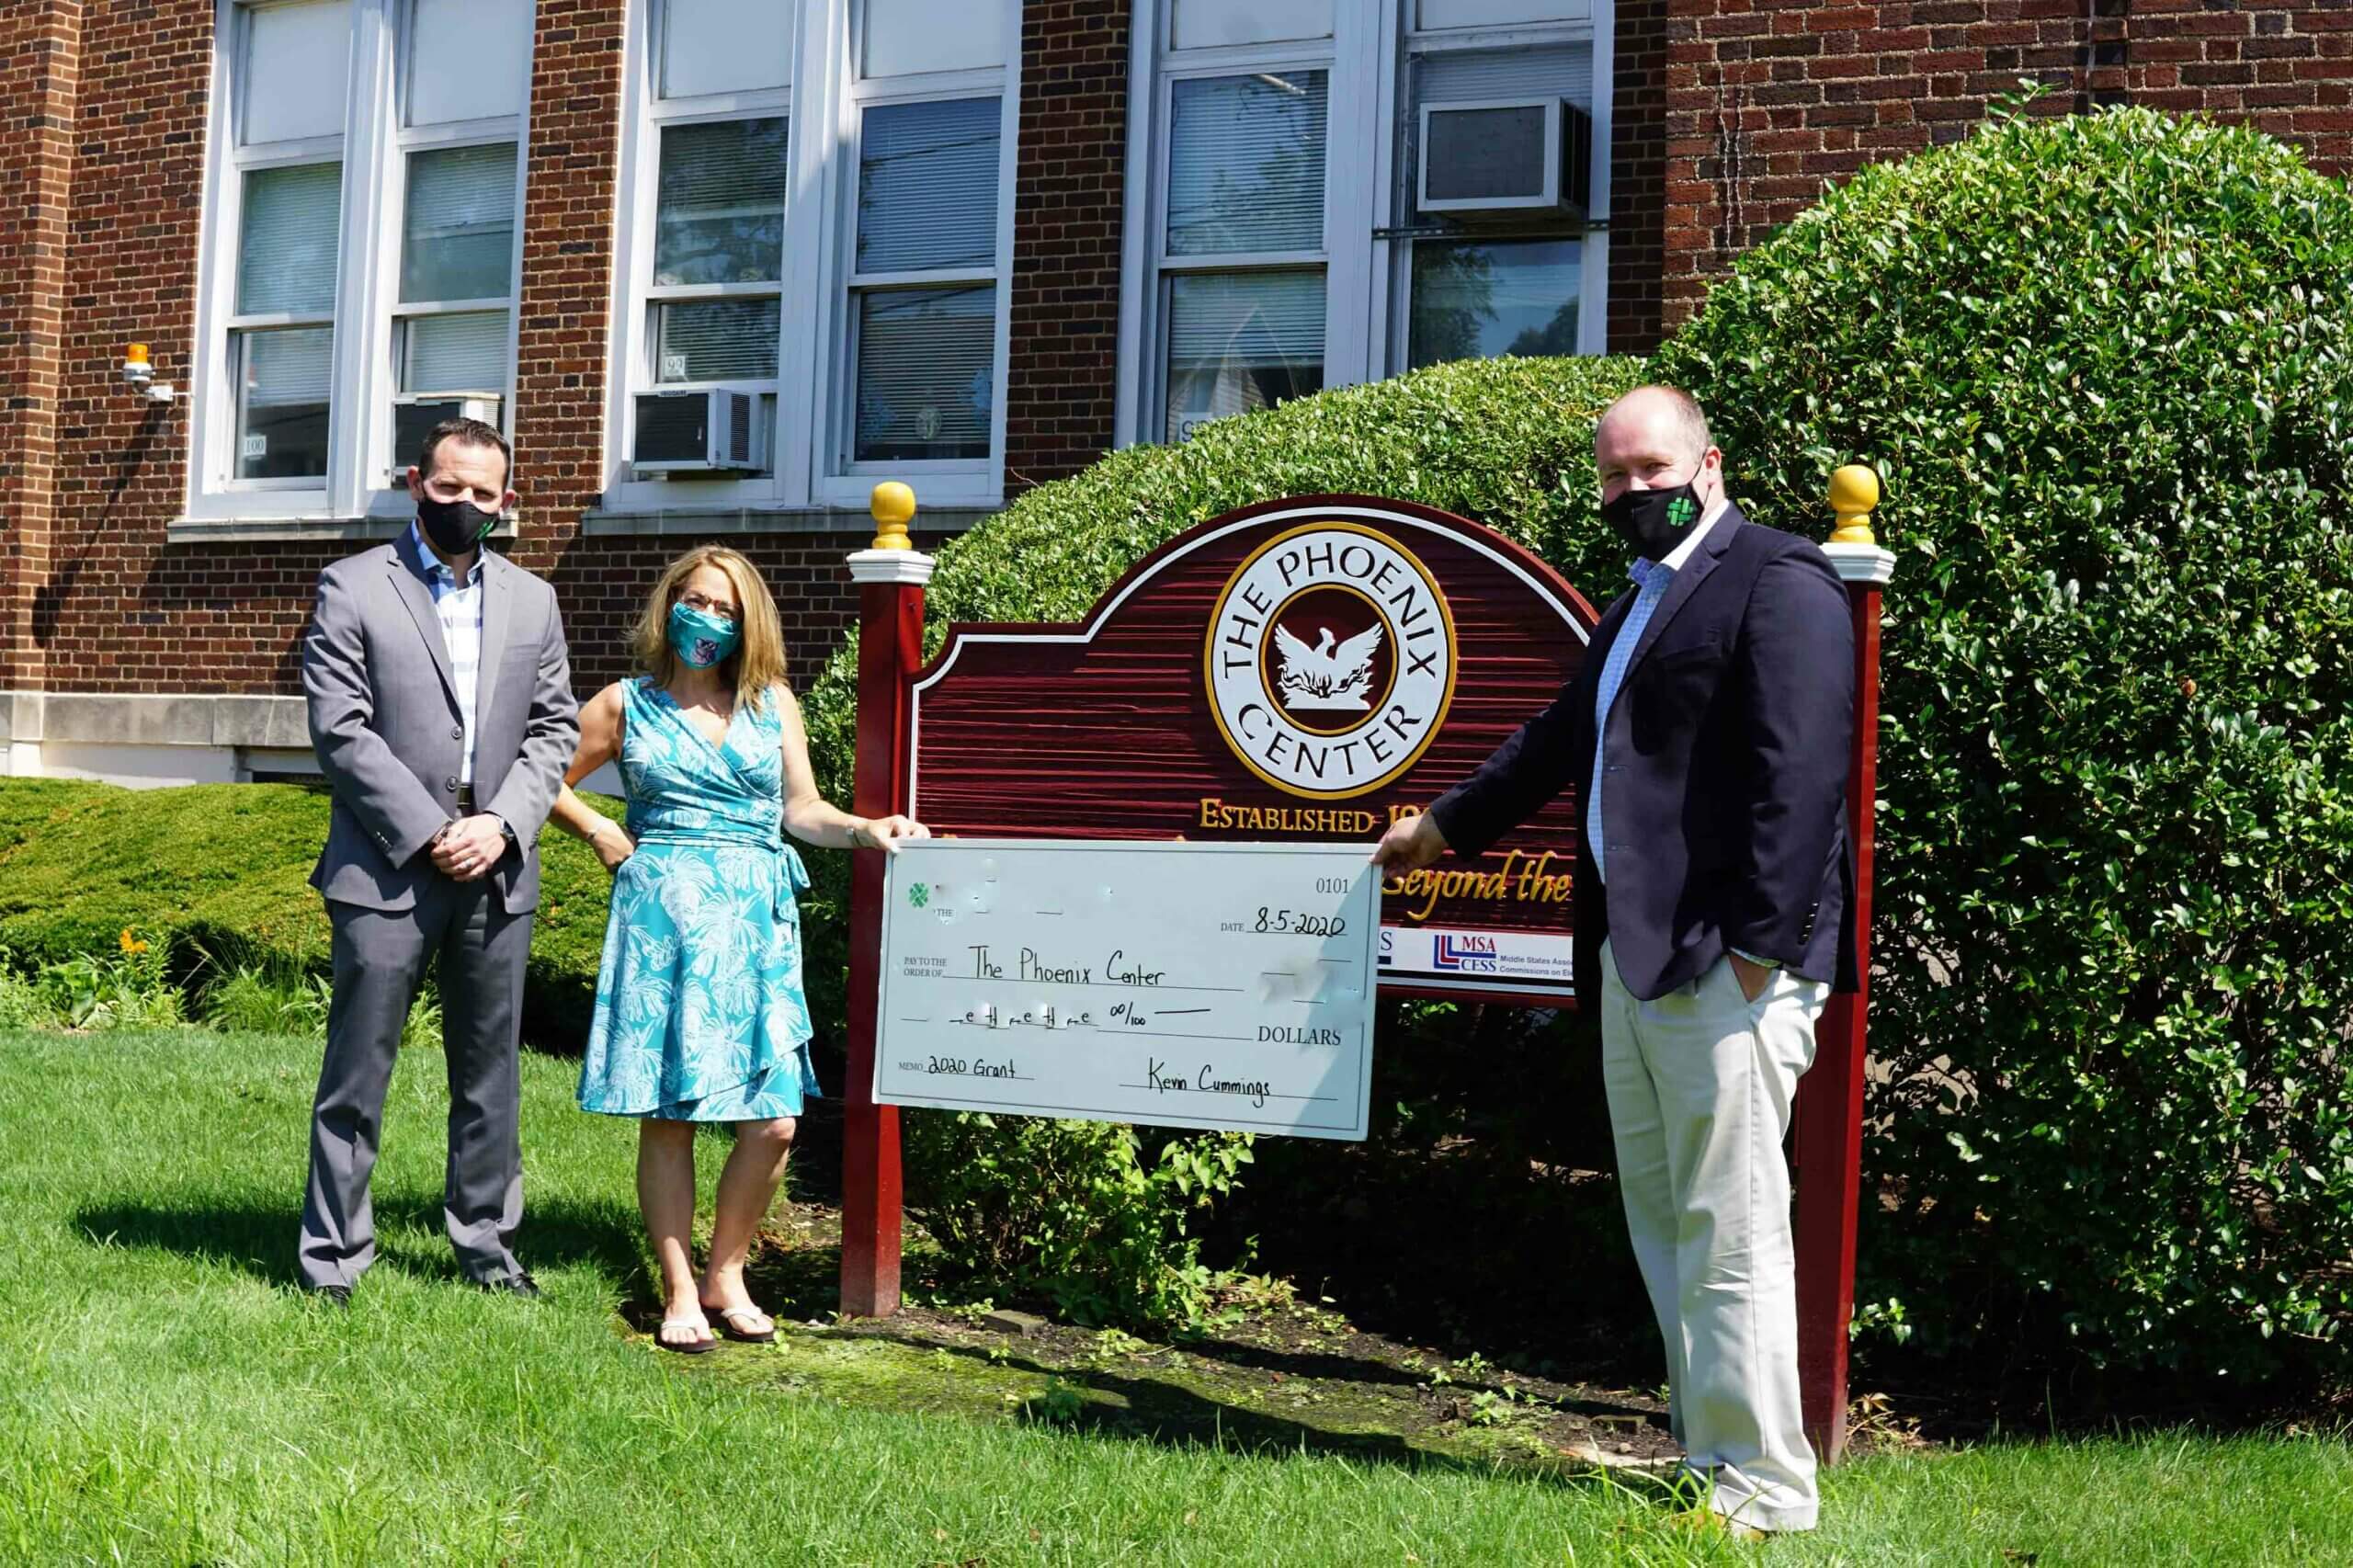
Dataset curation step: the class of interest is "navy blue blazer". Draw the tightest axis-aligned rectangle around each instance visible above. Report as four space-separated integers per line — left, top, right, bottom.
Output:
1427 504 1858 1004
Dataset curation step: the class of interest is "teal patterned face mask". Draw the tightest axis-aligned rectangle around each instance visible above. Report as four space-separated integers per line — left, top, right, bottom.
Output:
666 601 742 669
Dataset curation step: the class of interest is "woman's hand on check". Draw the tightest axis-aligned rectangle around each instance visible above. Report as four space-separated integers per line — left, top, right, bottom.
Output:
854 814 930 854
1370 811 1448 873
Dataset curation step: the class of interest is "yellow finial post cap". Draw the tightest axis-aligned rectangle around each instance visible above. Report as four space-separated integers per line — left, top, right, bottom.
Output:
1828 463 1881 547
870 481 915 551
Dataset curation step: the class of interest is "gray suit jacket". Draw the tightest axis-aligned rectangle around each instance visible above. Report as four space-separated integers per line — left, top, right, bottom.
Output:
303 536 579 915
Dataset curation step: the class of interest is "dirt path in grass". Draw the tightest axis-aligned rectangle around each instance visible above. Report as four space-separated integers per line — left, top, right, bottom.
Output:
621 1201 1927 1475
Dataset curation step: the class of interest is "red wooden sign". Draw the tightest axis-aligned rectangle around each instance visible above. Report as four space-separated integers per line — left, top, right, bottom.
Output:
903 495 1599 1004
844 480 1892 1466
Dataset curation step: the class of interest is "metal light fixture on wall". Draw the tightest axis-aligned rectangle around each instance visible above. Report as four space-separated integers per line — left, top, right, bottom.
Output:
121 343 175 403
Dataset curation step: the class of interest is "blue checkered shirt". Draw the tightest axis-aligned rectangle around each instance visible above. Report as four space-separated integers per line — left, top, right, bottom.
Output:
1587 506 1725 886
404 522 485 788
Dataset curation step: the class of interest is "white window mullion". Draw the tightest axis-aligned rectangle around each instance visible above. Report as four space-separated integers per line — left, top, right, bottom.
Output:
845 265 995 290
601 2 661 494
1324 5 1379 391
986 58 1017 494
1577 0 1612 356
768 0 839 502
1112 0 1162 450
329 0 399 517
1365 0 1405 380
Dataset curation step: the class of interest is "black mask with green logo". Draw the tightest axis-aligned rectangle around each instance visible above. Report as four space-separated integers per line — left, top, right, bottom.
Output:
415 491 499 557
1601 481 1705 562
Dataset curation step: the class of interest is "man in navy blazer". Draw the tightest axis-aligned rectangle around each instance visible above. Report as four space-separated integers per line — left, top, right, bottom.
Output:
1373 385 1854 1534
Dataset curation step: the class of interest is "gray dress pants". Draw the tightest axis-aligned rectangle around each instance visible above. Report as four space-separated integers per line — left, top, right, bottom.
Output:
298 876 534 1290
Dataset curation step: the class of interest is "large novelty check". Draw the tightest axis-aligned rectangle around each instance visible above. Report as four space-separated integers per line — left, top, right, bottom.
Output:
874 839 1381 1140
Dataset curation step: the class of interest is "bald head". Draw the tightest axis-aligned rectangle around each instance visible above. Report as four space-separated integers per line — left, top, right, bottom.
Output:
1594 383 1722 509
1599 385 1711 464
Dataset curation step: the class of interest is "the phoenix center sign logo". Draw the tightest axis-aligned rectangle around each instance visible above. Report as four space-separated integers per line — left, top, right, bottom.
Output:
1206 525 1456 800
905 495 1590 1003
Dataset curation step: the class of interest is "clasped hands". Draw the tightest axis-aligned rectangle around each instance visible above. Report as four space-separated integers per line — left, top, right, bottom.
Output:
431 813 508 883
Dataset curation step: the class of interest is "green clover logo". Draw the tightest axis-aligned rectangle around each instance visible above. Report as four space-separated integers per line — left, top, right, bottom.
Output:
909 882 930 910
1665 494 1699 528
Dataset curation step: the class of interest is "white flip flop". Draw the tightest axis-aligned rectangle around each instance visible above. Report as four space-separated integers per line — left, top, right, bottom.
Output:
702 1303 776 1345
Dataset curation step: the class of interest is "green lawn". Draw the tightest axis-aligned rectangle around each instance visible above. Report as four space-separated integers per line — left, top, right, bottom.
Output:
4 1028 2348 1565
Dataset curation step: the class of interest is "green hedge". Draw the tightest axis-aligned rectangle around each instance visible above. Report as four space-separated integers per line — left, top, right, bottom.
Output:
1652 106 2353 1373
801 108 2353 1375
0 779 621 1051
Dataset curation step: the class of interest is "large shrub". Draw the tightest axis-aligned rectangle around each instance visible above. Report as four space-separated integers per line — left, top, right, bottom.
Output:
1653 106 2353 1374
800 355 1651 1328
0 779 620 1050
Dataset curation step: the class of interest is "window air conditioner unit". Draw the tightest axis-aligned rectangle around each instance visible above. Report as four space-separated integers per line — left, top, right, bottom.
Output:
391 394 502 483
632 387 762 474
1418 97 1592 218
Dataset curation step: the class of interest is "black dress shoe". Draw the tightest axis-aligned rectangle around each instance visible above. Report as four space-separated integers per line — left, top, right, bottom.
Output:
307 1283 352 1309
475 1271 542 1301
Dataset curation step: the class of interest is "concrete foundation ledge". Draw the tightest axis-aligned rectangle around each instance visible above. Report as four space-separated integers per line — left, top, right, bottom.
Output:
0 692 316 787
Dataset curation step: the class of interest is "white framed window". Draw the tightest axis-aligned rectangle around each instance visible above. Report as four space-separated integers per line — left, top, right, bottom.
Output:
841 96 1001 470
1117 0 1611 449
602 0 1019 517
189 0 534 521
1157 67 1332 444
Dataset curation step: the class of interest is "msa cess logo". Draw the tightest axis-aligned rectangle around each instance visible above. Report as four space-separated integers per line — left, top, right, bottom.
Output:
1205 522 1456 800
1433 934 1499 972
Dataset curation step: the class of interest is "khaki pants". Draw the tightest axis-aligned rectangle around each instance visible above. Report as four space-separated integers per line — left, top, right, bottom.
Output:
1597 937 1825 1533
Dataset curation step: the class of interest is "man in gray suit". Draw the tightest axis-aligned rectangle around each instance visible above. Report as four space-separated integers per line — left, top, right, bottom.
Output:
299 417 579 1303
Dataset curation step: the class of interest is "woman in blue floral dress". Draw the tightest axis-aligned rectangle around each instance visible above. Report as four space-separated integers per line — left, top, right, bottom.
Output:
551 546 926 1352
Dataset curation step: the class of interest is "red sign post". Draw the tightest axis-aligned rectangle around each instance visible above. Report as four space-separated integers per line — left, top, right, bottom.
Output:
840 483 931 1318
838 477 1891 1462
1794 466 1894 1463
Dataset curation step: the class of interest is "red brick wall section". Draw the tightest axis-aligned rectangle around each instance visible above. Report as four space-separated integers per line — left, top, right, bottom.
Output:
0 0 81 693
1661 0 2353 332
1608 0 1671 354
508 0 627 574
47 0 225 690
1005 0 1130 493
22 1 856 702
19 3 2353 704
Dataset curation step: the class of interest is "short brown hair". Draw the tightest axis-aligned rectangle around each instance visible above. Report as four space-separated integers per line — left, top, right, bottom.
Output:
416 416 514 487
631 546 790 711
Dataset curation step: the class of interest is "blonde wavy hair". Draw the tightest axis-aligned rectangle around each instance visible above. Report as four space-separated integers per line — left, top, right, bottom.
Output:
630 546 790 710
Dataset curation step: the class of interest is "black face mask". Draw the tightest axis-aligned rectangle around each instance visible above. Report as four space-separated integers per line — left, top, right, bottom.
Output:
1601 481 1707 562
415 491 499 556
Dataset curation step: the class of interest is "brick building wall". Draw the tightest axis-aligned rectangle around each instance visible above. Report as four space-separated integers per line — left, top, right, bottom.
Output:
1657 0 2353 334
1006 1 1131 491
1608 0 1672 355
0 1 83 699
509 0 628 564
4 1 2353 759
3 0 1067 710
48 0 224 691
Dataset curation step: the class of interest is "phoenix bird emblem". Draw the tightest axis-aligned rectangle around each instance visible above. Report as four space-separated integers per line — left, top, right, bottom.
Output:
1273 622 1383 711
